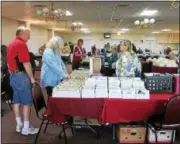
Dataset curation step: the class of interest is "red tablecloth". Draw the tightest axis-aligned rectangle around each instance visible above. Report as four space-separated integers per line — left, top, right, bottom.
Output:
101 93 173 124
47 93 174 124
174 76 180 94
152 65 178 74
47 98 104 123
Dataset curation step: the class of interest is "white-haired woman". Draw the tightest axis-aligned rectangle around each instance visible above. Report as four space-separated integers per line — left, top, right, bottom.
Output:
116 40 141 78
41 36 69 97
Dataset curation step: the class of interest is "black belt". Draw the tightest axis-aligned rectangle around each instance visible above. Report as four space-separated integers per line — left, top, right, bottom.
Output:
10 70 25 74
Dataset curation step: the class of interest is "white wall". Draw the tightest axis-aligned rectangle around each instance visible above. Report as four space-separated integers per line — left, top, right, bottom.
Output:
2 17 49 54
2 17 19 46
27 25 48 53
55 32 179 53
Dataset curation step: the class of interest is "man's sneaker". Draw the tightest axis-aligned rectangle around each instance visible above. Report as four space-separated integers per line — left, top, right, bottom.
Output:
21 126 39 136
16 124 23 133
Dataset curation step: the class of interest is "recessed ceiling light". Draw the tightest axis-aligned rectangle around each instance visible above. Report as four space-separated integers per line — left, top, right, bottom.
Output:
140 10 158 16
66 10 72 16
152 31 160 34
162 29 171 32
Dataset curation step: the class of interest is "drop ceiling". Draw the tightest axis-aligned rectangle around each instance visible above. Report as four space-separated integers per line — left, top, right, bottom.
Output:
1 1 179 34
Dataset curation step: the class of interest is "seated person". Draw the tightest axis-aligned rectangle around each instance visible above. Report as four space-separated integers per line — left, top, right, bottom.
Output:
168 52 176 61
109 47 118 69
1 45 13 101
100 48 107 57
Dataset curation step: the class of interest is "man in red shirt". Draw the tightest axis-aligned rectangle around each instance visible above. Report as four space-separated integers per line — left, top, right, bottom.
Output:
72 39 86 70
7 26 38 135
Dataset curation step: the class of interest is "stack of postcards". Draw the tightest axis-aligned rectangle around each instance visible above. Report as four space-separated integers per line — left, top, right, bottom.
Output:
133 79 150 99
108 77 121 98
82 78 96 98
52 79 83 98
70 69 89 80
95 77 108 98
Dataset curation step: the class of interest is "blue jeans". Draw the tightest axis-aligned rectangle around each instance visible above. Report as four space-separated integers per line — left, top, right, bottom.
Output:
10 72 32 106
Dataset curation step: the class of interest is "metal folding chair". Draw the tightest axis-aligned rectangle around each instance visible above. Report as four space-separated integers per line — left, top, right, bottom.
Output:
145 94 180 144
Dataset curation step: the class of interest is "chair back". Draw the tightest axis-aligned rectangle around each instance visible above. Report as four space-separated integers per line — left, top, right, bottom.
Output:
32 83 47 119
163 94 180 125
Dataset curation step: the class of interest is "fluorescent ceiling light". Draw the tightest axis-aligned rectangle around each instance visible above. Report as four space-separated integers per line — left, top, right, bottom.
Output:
152 31 160 34
66 10 72 16
53 28 66 31
78 22 83 25
117 32 121 35
72 22 77 25
140 10 158 16
84 30 91 33
81 28 89 31
121 28 130 31
161 29 171 32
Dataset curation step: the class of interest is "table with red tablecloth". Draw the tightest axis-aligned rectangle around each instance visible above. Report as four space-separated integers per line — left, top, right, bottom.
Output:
46 93 174 124
152 65 178 74
46 98 104 123
101 93 173 124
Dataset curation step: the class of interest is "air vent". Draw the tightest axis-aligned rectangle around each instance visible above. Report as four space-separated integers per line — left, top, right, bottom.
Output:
113 18 121 22
156 20 163 22
34 4 46 8
115 4 131 8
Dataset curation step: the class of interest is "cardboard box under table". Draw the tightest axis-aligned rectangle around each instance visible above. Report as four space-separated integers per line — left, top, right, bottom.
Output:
148 128 176 143
116 124 146 143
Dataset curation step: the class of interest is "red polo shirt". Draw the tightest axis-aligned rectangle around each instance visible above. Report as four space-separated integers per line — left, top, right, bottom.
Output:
73 46 86 62
7 37 30 71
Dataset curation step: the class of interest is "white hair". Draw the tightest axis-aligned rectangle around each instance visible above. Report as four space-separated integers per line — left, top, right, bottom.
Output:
46 36 62 50
16 26 30 36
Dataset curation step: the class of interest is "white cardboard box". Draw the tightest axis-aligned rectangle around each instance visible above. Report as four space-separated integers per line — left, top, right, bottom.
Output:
52 90 81 98
81 89 95 98
121 89 136 99
109 85 120 89
95 89 108 98
133 81 145 88
109 89 122 98
135 89 150 100
148 128 176 143
90 57 102 74
121 79 133 89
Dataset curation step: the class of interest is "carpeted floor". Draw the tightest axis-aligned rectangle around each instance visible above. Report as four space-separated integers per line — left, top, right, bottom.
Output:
1 102 114 144
1 104 180 144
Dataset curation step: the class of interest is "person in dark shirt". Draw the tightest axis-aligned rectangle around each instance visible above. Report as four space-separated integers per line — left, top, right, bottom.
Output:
29 52 36 75
1 45 8 73
70 44 74 54
91 45 97 56
1 45 13 102
109 47 118 65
